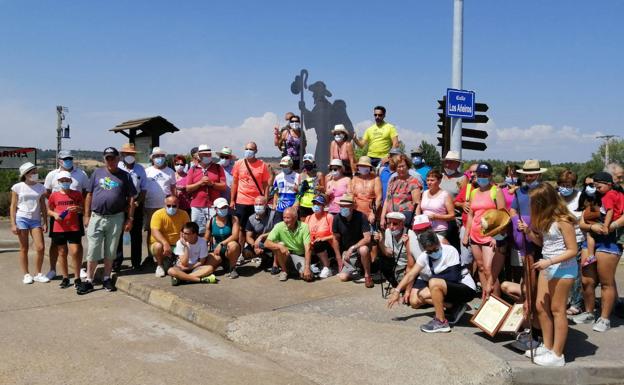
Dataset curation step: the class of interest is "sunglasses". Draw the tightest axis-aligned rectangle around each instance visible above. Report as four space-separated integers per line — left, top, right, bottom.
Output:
175 163 185 166
182 231 195 235
374 113 384 117
219 156 230 159
166 204 178 208
329 167 341 171
425 248 441 255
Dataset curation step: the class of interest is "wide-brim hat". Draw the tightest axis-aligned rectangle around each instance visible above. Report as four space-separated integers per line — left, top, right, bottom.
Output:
329 159 344 168
443 151 461 162
216 147 236 159
197 144 211 153
337 194 354 205
150 147 167 158
356 156 373 168
19 162 36 178
332 124 349 137
120 143 139 154
480 209 511 237
516 159 547 174
56 170 72 181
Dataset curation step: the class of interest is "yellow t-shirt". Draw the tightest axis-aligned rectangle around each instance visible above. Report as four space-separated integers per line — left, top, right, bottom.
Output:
149 208 190 245
363 122 398 158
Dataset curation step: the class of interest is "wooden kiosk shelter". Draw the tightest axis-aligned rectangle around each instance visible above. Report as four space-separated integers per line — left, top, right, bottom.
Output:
110 116 179 163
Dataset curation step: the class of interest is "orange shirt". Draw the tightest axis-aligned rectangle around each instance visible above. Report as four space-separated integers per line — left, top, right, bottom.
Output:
305 212 334 242
232 159 270 205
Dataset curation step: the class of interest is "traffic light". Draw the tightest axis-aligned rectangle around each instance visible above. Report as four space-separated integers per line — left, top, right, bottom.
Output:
437 97 450 155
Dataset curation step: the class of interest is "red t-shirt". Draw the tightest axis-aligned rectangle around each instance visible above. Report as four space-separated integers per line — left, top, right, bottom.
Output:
601 189 623 221
186 164 226 208
48 190 83 232
232 159 271 205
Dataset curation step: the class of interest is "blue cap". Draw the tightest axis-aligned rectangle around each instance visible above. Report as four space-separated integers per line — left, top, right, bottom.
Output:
312 195 326 205
476 162 493 175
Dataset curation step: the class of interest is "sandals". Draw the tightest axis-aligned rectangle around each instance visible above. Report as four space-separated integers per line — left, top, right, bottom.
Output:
566 305 582 316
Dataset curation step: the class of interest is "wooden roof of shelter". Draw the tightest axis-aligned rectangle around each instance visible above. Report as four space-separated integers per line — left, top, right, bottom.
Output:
109 116 179 138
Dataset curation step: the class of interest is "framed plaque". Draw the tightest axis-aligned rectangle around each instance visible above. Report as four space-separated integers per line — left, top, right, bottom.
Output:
470 295 512 337
499 303 525 334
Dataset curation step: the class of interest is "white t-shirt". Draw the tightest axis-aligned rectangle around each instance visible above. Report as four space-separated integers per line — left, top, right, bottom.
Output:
175 238 208 266
44 167 89 193
11 182 46 220
384 228 418 269
145 166 176 208
563 190 585 243
409 233 444 260
415 244 460 282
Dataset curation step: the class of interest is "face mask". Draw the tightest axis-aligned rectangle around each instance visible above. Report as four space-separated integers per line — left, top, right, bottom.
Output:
312 204 322 213
254 205 266 215
218 159 231 167
166 207 177 216
444 168 456 176
303 163 314 171
528 180 540 189
585 185 596 196
340 207 351 217
281 167 292 175
558 186 574 197
124 156 135 165
244 149 256 159
289 122 301 130
412 156 422 166
331 170 341 178
62 159 73 169
60 182 71 190
358 167 370 176
428 250 442 260
154 157 165 167
201 156 212 165
28 174 38 182
391 229 402 237
175 165 184 173
216 208 228 218
477 177 490 187
334 134 344 142
504 176 517 185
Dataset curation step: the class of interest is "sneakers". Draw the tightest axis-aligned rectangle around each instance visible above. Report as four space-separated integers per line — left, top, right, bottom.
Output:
310 264 321 275
319 266 332 279
171 277 180 286
45 270 56 280
74 278 82 289
23 274 33 284
229 268 239 279
525 344 549 358
511 329 540 351
76 281 94 295
236 255 245 266
420 318 451 333
201 274 217 284
270 266 281 275
534 350 565 367
59 278 71 289
447 303 468 325
278 271 288 282
155 265 166 278
592 317 611 332
33 273 50 283
102 279 116 292
572 311 596 324
80 268 88 279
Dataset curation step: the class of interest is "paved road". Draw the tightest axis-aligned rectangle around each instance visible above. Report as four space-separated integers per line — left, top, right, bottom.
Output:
0 252 314 385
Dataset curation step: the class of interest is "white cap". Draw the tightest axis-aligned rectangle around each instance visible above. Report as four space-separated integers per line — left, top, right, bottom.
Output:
56 170 72 181
150 147 167 157
303 153 315 163
213 197 228 209
198 144 211 153
412 214 432 231
385 212 406 221
280 156 293 166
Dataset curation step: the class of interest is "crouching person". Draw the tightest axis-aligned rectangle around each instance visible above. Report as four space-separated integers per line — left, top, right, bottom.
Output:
387 229 476 333
150 196 190 277
168 222 218 286
264 207 313 282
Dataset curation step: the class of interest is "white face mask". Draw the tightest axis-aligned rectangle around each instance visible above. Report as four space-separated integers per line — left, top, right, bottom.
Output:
334 134 344 142
28 173 39 182
444 167 456 176
174 165 185 173
358 167 370 175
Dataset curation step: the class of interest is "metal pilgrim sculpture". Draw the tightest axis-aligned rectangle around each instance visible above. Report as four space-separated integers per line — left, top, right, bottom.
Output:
291 69 354 172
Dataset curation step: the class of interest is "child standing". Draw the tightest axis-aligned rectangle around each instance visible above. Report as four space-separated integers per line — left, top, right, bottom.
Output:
10 162 49 284
47 171 84 288
523 183 578 367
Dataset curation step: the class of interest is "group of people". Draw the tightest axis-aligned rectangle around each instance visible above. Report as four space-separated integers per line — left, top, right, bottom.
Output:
9 105 624 368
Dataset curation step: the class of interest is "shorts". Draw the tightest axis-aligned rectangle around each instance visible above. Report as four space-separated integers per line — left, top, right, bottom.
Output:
149 242 176 257
459 226 473 266
369 157 381 168
340 249 365 275
191 207 215 235
15 216 42 230
509 248 522 267
412 279 476 304
86 212 125 262
234 204 255 231
595 232 623 256
312 240 331 254
288 253 306 274
51 231 82 245
544 260 578 280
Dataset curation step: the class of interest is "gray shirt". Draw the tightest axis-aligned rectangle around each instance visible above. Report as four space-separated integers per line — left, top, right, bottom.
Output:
440 173 465 198
245 209 277 238
87 167 136 215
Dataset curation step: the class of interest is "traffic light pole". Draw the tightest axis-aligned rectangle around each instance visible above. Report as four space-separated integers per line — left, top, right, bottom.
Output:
450 0 464 157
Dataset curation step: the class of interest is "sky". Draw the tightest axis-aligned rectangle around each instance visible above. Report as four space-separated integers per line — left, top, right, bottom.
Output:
0 0 622 163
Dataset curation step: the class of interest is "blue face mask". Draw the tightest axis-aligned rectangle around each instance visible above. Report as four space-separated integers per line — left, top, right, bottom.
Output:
528 180 540 189
585 185 596 196
218 159 231 167
282 167 292 175
412 156 422 166
558 186 574 197
339 207 352 217
312 204 322 213
216 208 229 218
154 157 165 167
428 249 442 260
244 150 255 159
62 159 73 169
166 207 177 216
477 177 490 187
60 182 71 190
504 176 517 185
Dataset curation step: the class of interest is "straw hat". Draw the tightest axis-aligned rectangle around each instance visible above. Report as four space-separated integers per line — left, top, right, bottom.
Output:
332 124 349 138
329 159 344 168
19 162 36 178
120 143 139 154
216 147 236 159
150 147 167 158
280 156 293 166
443 151 461 162
337 194 354 205
480 209 511 237
356 156 373 168
516 159 547 174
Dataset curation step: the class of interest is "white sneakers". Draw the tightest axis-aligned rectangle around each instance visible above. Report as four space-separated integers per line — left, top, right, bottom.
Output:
319 267 332 279
534 350 565 367
23 274 33 284
80 268 88 279
592 317 611 332
155 265 166 278
33 273 50 283
45 270 56 280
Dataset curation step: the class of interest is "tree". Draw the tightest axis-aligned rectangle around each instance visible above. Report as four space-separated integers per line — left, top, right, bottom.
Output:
420 141 441 170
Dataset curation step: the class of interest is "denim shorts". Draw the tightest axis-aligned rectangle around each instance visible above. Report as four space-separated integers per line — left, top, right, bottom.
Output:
544 259 578 280
595 232 623 256
16 216 42 230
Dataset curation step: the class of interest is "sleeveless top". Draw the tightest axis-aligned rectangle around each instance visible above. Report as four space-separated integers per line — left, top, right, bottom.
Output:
469 186 497 244
298 173 320 209
542 222 577 270
327 177 350 214
330 142 352 173
352 176 376 216
211 215 233 244
420 189 450 232
440 174 465 198
285 131 301 161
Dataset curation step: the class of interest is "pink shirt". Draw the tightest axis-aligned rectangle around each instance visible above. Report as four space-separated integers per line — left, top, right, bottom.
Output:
187 164 225 208
326 177 350 214
469 188 497 244
420 189 450 232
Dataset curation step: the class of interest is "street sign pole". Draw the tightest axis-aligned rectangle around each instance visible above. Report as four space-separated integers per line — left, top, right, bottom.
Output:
450 0 464 157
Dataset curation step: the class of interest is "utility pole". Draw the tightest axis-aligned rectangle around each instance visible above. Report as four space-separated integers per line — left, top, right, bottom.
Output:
450 0 464 157
596 135 619 168
56 106 69 160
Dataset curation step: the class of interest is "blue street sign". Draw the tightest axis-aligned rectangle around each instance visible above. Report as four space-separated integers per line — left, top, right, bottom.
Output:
446 88 475 119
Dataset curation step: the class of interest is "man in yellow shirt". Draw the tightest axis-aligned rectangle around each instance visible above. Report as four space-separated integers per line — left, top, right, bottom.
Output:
149 196 190 277
353 106 399 168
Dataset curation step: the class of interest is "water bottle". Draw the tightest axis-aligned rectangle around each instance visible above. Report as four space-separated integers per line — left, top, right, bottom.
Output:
123 231 131 245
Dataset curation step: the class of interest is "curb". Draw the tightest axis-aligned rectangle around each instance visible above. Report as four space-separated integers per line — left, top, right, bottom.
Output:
510 359 624 385
115 276 234 338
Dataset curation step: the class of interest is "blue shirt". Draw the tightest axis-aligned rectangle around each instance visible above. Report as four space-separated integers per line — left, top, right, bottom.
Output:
414 164 432 190
118 161 147 197
511 184 537 217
